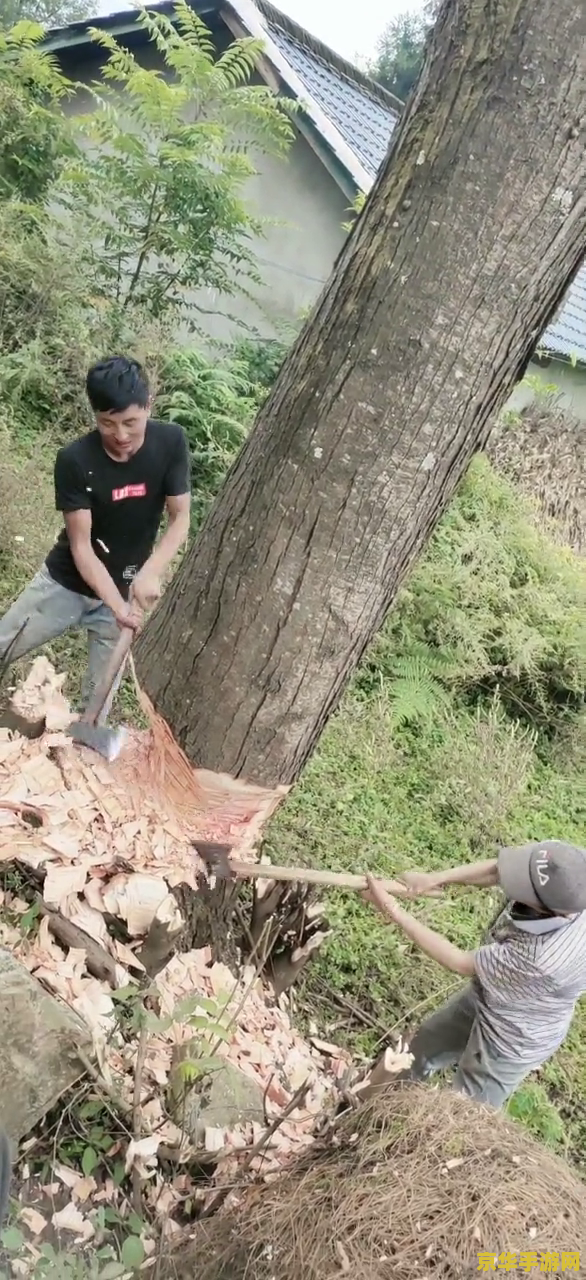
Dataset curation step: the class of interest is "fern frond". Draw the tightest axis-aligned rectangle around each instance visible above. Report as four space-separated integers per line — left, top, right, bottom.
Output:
388 657 451 728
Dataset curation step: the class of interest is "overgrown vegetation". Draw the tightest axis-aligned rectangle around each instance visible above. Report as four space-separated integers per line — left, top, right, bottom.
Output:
265 455 586 1161
157 347 257 527
63 4 294 328
0 20 73 199
0 7 293 439
0 0 585 1203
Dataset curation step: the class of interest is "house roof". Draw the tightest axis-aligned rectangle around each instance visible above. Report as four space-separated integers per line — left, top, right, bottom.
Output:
540 268 586 365
44 0 584 365
254 0 399 180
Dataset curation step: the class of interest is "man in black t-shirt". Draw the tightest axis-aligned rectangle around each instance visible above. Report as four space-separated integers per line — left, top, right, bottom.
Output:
0 356 191 720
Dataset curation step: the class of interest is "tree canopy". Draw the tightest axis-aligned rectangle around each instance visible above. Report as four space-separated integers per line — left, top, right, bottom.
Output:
369 8 430 101
0 0 93 30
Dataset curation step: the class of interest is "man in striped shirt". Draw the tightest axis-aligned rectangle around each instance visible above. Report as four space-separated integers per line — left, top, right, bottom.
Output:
365 841 586 1108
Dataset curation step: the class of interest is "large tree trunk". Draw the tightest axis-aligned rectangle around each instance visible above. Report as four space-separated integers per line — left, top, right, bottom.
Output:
136 0 586 789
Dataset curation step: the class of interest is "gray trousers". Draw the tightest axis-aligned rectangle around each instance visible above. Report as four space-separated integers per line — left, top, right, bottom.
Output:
408 984 529 1108
0 565 122 721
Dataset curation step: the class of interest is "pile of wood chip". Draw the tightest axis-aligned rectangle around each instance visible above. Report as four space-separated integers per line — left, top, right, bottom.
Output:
0 658 351 1243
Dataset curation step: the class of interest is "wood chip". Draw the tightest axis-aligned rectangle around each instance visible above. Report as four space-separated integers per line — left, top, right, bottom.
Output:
204 1127 226 1154
42 833 80 859
43 864 89 909
52 1202 94 1241
20 1207 48 1237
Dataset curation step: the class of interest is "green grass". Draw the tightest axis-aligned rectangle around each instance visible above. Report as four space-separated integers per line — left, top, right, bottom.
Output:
265 692 585 1158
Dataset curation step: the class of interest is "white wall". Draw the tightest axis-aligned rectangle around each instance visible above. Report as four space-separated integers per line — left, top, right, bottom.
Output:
191 133 347 346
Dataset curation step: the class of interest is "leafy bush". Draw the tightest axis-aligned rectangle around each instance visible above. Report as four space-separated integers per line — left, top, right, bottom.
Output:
0 202 170 440
0 7 296 444
0 20 73 201
0 204 96 437
156 347 257 528
359 457 586 734
62 1 295 326
232 336 289 400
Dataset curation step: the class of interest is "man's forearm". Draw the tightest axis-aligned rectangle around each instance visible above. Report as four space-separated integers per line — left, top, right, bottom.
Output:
71 546 125 614
428 860 498 890
383 900 475 975
145 513 190 577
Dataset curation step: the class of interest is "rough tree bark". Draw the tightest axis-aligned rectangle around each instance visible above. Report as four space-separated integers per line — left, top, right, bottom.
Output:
136 0 586 789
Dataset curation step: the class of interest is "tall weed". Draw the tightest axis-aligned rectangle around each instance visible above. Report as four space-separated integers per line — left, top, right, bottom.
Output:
359 457 586 735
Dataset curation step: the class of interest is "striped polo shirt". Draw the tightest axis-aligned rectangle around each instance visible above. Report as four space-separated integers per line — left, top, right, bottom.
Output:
473 902 586 1068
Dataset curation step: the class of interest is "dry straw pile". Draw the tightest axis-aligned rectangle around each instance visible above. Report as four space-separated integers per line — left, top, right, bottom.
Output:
488 393 586 554
175 1084 586 1280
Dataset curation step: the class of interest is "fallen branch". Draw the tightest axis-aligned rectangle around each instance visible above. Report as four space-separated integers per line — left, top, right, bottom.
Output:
132 1017 149 1215
322 987 390 1034
136 897 184 978
0 799 47 827
35 893 121 988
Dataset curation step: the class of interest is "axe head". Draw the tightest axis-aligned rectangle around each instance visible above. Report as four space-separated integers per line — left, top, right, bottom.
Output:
193 841 235 879
68 721 128 762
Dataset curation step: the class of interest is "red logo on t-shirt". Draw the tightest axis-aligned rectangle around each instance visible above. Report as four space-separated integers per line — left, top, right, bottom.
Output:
111 483 147 502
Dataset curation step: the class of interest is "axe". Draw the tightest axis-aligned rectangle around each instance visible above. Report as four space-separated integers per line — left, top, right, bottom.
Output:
68 624 134 761
193 841 436 897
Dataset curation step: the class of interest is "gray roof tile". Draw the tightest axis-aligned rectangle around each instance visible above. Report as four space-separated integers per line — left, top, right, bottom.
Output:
264 20 399 178
541 267 586 364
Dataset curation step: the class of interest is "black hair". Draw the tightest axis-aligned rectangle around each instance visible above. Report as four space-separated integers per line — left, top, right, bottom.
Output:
86 356 149 413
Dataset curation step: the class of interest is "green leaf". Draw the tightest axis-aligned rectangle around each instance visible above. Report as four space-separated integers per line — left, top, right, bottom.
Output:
121 1235 145 1271
1 1227 23 1253
111 984 139 1003
98 1264 125 1280
79 1099 104 1121
82 1146 99 1176
19 900 40 933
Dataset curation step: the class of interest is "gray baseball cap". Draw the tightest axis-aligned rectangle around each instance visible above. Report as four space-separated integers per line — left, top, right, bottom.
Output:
498 841 586 914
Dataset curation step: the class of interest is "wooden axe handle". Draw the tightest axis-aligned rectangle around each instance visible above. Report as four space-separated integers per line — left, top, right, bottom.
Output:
225 857 409 896
81 625 134 726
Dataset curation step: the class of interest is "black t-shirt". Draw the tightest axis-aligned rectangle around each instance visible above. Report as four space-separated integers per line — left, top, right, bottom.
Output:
45 419 190 599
